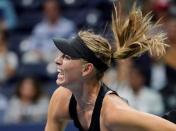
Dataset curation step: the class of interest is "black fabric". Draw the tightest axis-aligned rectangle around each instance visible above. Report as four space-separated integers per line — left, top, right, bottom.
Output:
53 36 108 72
162 110 176 124
69 83 118 131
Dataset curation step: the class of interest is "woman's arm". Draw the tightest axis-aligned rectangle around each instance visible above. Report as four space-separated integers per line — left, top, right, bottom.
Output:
45 119 67 131
103 95 176 131
109 108 176 131
45 87 71 131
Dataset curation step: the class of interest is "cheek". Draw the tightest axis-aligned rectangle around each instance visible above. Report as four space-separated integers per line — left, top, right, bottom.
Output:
21 86 35 98
63 61 82 81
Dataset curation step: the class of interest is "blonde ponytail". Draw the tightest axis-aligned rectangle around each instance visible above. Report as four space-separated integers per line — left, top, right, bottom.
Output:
111 3 168 59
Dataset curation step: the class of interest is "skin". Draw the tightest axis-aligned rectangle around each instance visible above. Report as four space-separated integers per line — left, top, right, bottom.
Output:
45 53 176 131
43 0 60 25
0 33 16 80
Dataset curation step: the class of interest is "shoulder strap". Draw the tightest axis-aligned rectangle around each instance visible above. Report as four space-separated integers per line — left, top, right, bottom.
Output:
88 83 112 131
69 95 84 131
68 82 119 131
69 94 75 119
162 110 176 124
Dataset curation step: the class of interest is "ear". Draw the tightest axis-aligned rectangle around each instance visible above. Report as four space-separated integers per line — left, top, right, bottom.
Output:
82 63 94 77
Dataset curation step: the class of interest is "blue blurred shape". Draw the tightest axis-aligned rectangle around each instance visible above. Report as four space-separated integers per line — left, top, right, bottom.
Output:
0 121 79 131
0 123 45 131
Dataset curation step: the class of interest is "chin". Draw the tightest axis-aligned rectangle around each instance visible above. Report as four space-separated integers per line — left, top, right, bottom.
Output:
56 78 70 87
56 79 64 86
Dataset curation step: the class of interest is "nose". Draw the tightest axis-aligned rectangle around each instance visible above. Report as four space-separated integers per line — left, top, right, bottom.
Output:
55 54 63 65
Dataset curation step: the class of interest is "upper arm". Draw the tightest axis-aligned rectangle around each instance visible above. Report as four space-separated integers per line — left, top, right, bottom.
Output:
102 95 176 131
45 119 67 131
45 87 71 131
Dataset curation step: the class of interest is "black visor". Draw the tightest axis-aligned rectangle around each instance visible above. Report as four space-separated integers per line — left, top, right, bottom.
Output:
53 35 109 72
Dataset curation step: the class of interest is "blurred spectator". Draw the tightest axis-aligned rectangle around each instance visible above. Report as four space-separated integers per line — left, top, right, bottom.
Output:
163 16 176 84
109 59 164 115
158 16 176 112
0 0 17 30
150 57 167 91
102 59 132 91
4 77 49 124
139 0 154 15
152 0 170 21
0 29 18 84
22 0 76 63
0 91 8 123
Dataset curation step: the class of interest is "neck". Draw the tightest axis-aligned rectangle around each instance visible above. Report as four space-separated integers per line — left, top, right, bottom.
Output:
0 45 6 53
70 79 101 111
132 86 142 95
47 16 59 25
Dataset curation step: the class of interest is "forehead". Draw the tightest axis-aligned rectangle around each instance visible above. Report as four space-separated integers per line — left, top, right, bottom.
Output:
56 52 82 62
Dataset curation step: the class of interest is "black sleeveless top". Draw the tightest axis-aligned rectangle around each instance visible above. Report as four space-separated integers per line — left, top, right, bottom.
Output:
162 109 176 124
69 83 118 131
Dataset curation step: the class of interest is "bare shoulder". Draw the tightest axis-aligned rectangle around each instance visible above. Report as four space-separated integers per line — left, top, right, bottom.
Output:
101 94 129 126
103 94 129 108
48 86 72 120
45 87 72 131
101 94 135 128
101 94 142 130
101 94 176 131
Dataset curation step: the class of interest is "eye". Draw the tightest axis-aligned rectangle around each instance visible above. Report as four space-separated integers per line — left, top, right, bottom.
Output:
61 54 65 59
65 55 72 60
63 54 72 60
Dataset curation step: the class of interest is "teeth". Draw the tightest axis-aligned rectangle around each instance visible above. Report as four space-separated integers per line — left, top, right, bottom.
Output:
57 69 64 75
57 69 61 73
59 73 64 75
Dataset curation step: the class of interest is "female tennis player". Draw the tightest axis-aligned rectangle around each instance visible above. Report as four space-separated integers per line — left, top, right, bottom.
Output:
45 4 176 131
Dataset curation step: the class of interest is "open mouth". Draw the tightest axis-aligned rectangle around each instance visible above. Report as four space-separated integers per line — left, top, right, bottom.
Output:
57 69 64 80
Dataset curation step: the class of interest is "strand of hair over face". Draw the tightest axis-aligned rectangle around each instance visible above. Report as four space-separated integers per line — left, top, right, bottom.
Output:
111 2 169 60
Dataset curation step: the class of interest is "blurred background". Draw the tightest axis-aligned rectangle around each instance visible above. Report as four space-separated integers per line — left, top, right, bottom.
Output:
0 0 176 130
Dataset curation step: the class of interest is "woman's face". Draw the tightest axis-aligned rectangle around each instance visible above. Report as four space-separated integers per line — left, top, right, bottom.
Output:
166 18 176 45
20 79 36 100
129 68 144 91
55 53 83 87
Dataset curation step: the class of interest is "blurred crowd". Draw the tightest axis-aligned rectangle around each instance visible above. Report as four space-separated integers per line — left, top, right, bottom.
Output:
0 0 176 126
